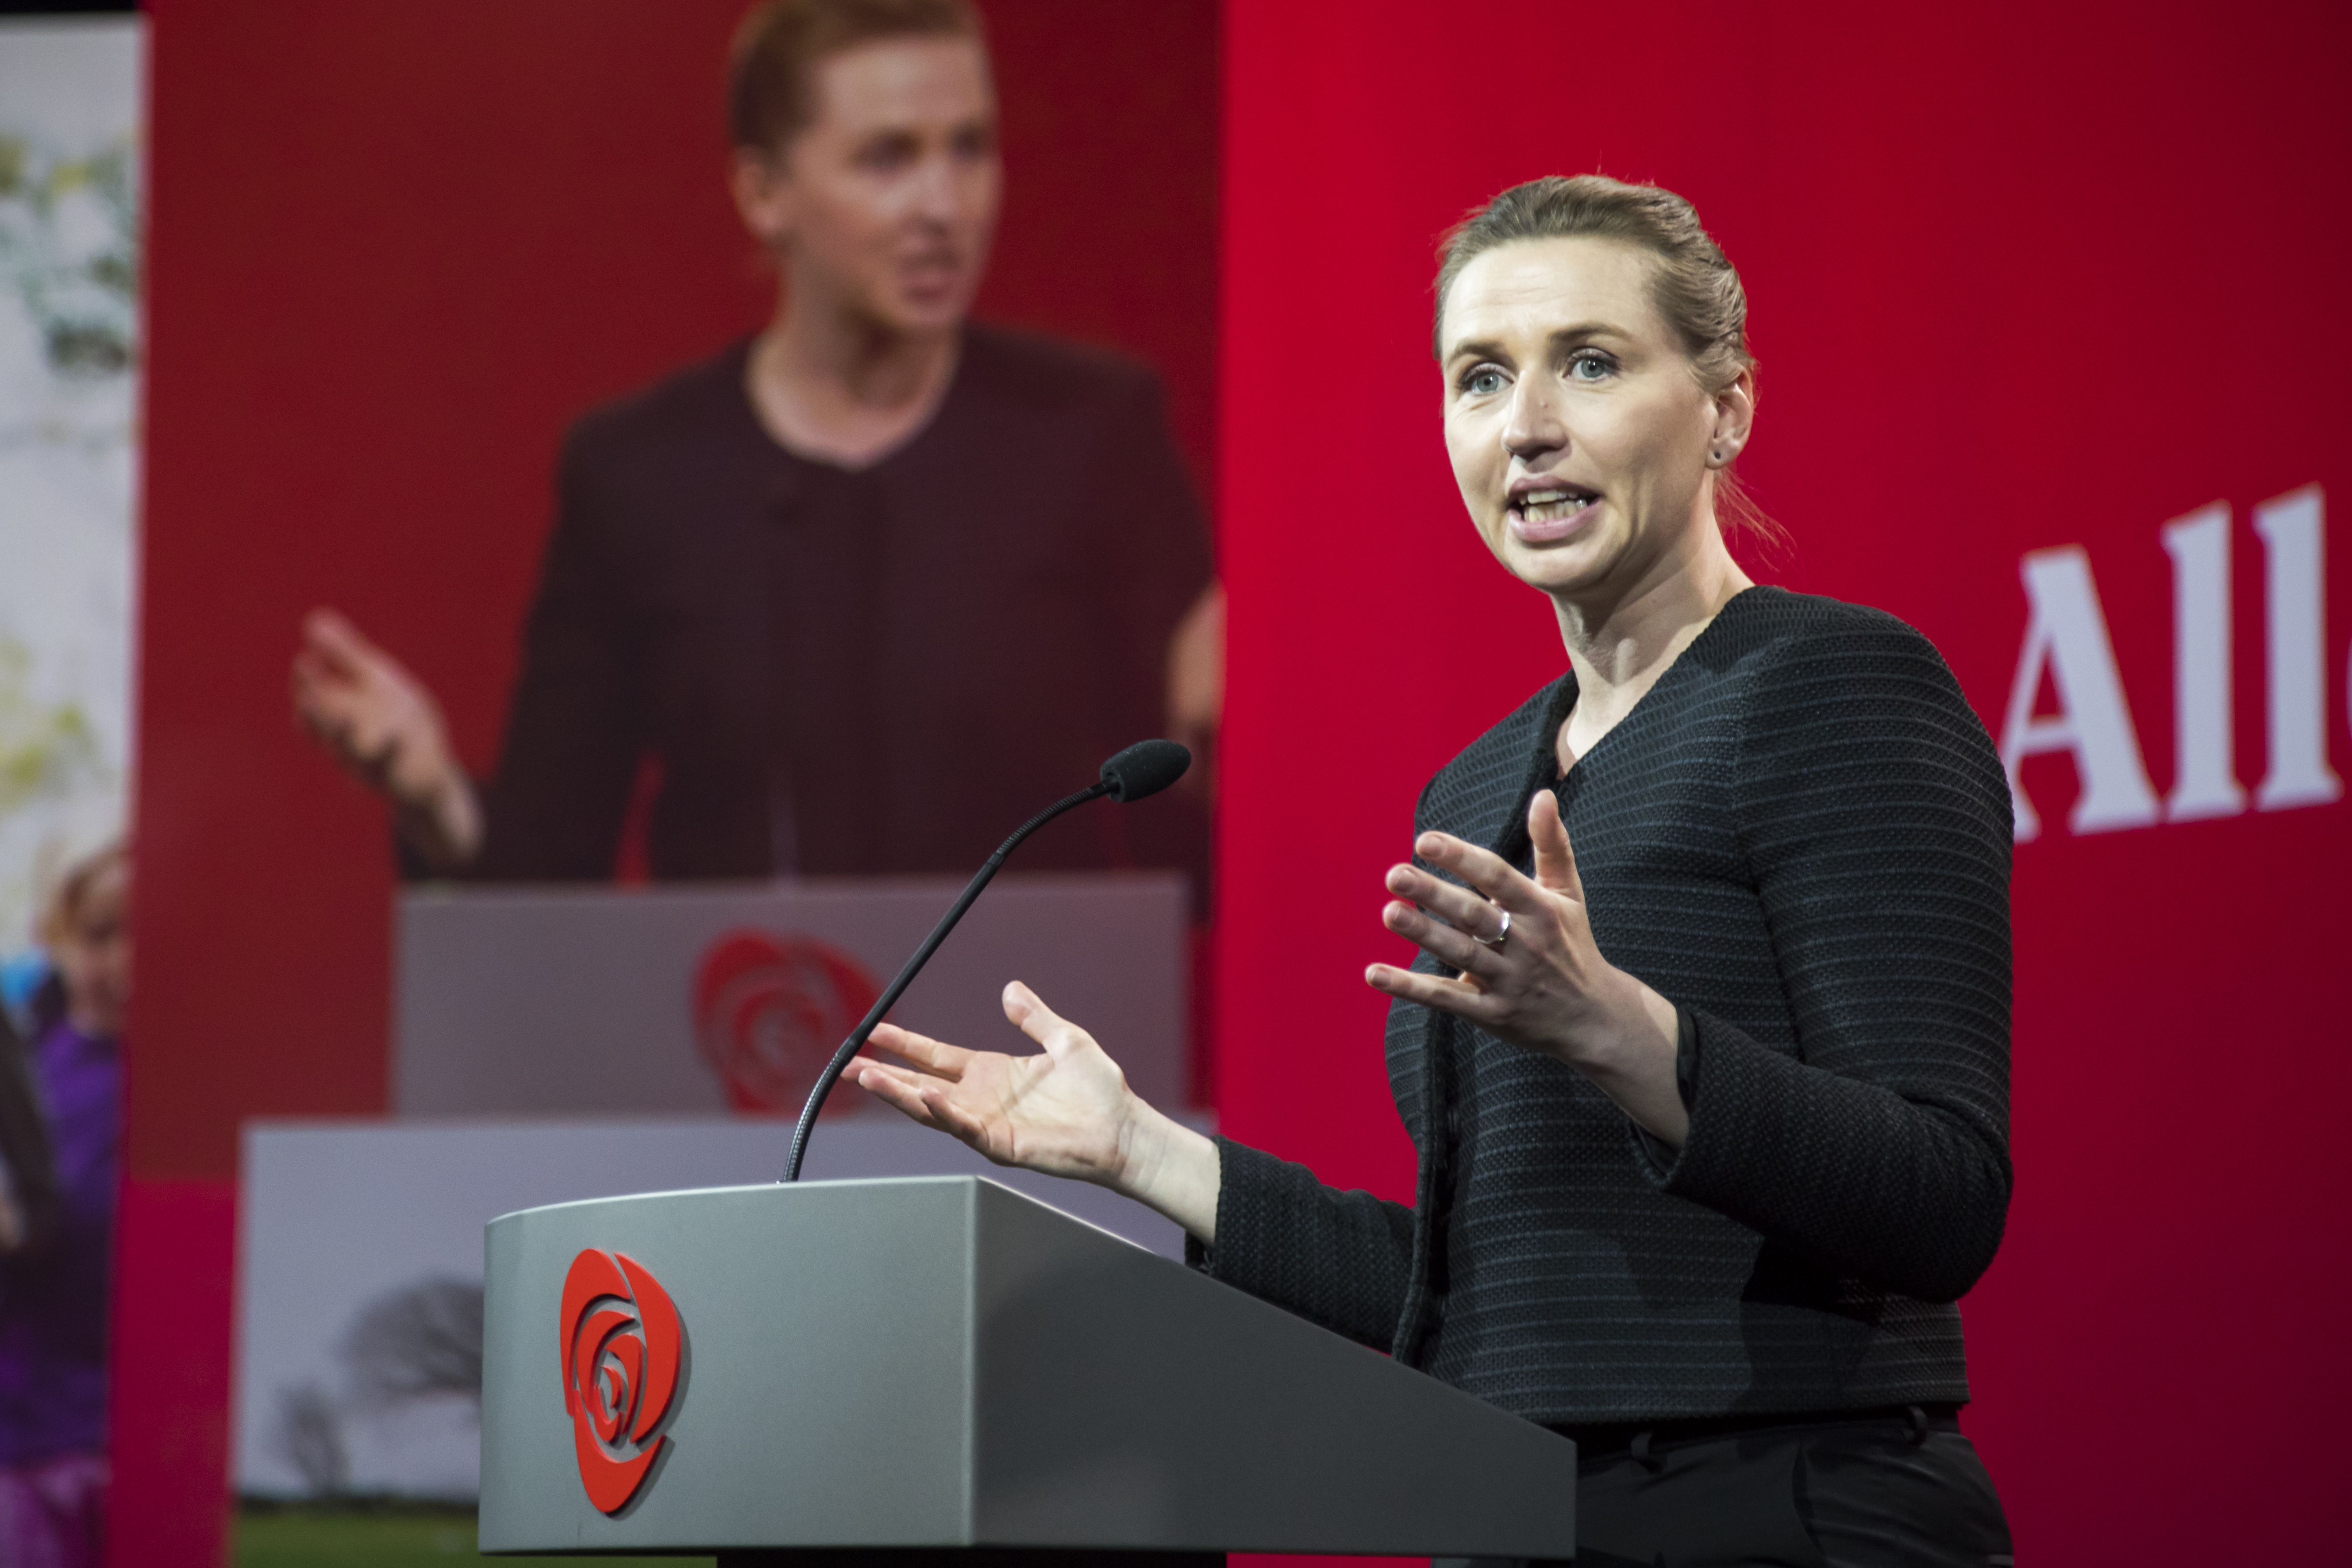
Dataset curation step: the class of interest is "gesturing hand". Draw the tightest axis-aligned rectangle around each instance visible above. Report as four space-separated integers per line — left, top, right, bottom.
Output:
1365 789 1687 1144
853 982 1225 1240
291 609 482 867
853 982 1141 1187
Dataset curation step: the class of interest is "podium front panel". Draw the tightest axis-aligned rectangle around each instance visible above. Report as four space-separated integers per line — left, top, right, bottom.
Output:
482 1181 984 1553
480 1177 1576 1557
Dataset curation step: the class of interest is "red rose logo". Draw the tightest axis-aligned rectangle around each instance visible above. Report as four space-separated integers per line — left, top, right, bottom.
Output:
692 928 882 1114
559 1249 684 1515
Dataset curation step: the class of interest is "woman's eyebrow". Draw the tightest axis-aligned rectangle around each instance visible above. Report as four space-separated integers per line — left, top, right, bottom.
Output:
1446 321 1632 364
1444 337 1510 366
1549 321 1628 347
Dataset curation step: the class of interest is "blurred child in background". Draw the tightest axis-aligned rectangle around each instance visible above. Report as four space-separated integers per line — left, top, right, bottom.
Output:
0 842 126 1568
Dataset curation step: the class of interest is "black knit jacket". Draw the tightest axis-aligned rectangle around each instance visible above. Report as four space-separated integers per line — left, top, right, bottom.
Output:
1193 587 2014 1423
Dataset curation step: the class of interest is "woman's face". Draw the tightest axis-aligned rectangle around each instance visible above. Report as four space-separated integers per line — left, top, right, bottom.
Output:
734 36 1002 337
1440 237 1740 603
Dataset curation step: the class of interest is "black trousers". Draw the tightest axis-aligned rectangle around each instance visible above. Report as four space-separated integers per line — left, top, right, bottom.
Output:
1439 1407 2013 1568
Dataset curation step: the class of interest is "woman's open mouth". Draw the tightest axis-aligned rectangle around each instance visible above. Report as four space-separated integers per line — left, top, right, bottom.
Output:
1508 485 1600 541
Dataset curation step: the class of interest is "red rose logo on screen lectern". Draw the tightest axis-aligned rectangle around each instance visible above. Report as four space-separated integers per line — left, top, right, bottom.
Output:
559 1248 684 1514
693 928 883 1113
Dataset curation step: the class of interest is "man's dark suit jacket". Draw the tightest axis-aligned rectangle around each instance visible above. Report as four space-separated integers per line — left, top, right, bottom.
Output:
469 325 1213 884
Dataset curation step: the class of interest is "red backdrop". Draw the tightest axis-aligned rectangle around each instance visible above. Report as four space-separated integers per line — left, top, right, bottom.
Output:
124 2 1217 1561
1215 2 2351 1564
124 0 2352 1563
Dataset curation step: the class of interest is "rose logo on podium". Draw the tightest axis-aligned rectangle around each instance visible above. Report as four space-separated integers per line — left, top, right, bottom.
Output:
559 1249 685 1514
693 928 882 1114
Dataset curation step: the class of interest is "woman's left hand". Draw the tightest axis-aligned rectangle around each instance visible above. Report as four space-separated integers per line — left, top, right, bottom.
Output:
1366 789 1689 1144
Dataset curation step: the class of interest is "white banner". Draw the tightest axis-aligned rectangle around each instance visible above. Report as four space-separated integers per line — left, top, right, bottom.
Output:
0 17 141 968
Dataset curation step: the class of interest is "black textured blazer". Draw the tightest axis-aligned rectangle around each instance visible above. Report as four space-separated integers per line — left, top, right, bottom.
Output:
470 325 1213 883
1195 587 2013 1424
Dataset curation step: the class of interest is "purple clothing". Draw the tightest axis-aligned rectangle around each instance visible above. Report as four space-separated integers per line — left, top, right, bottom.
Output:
0 1451 106 1568
0 1023 117 1465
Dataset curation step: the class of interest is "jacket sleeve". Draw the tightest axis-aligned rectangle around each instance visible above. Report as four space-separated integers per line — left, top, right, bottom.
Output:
470 428 647 882
1085 370 1214 697
1078 368 1216 888
1187 1137 1418 1349
1649 614 2014 1303
1182 762 1470 1348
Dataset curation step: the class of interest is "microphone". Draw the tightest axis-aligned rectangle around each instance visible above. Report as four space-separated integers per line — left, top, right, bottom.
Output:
779 740 1193 1182
1097 738 1190 803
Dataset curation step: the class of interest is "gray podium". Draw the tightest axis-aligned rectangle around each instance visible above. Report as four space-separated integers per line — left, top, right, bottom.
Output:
482 1176 1576 1562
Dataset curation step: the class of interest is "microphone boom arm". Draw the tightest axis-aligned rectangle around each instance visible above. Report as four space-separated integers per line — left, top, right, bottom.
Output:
778 778 1113 1183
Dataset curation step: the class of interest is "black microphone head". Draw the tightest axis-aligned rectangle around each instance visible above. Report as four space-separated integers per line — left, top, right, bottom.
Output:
1099 739 1191 802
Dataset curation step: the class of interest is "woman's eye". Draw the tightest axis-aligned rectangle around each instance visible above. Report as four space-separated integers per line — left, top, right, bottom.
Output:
1462 367 1505 396
1568 352 1614 381
857 135 920 172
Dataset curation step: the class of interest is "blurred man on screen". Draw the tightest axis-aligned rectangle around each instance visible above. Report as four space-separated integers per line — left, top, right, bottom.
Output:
293 0 1218 887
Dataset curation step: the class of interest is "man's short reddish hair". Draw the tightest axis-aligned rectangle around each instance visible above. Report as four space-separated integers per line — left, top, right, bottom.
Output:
727 0 987 154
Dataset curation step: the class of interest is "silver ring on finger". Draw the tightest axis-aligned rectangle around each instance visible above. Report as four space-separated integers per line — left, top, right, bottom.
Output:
1474 909 1511 950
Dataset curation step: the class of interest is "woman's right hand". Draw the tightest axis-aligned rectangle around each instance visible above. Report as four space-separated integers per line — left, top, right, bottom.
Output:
854 981 1222 1242
291 608 484 870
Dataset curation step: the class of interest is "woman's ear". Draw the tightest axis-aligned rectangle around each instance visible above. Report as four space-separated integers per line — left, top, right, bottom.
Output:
1706 367 1756 466
729 148 795 252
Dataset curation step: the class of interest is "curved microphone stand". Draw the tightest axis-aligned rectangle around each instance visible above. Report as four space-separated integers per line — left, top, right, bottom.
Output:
779 740 1189 1183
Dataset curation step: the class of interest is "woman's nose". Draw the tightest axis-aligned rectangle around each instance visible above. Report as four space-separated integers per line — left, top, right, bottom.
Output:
1502 376 1567 459
913 150 964 223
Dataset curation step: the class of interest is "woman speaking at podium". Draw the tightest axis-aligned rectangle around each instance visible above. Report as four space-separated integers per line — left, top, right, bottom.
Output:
855 176 2016 1566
